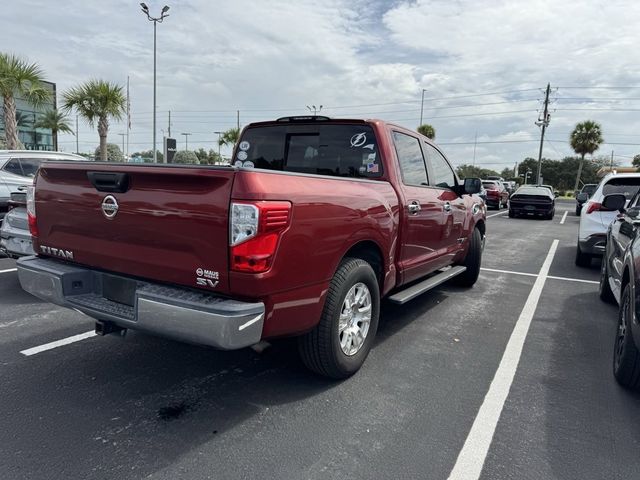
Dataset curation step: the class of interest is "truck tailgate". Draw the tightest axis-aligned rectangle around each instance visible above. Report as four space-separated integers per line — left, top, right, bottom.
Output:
34 162 235 294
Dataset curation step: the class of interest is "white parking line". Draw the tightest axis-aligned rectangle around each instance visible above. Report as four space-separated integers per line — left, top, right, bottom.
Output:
486 211 508 218
559 211 568 224
0 268 17 274
547 275 599 285
20 330 97 356
448 239 558 480
480 267 538 278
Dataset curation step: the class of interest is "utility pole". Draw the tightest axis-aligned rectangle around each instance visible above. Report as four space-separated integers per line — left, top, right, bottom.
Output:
214 131 222 160
514 162 518 179
75 114 79 154
419 89 427 126
472 131 477 166
126 76 130 158
535 83 551 186
237 110 240 130
610 150 614 171
168 110 171 138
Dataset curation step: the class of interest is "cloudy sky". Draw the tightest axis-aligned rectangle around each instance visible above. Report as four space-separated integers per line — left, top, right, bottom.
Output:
5 0 640 171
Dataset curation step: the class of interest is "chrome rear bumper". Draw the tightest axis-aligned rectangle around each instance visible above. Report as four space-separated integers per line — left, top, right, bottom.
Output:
17 256 265 350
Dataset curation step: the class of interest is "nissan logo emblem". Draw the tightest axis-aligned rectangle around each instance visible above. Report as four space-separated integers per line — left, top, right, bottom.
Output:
101 195 119 219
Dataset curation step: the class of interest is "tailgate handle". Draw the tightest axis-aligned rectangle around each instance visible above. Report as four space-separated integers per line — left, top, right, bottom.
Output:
87 172 130 193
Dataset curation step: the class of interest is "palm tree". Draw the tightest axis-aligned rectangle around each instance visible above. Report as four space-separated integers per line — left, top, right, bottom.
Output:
34 109 73 151
571 120 604 191
62 80 125 161
417 124 436 140
218 127 240 149
0 53 51 149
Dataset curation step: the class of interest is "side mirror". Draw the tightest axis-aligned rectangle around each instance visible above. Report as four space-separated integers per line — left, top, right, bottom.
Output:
464 177 481 194
576 192 588 203
602 193 626 212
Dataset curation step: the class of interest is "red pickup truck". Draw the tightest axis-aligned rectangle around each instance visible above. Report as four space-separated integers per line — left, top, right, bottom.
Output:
17 117 486 378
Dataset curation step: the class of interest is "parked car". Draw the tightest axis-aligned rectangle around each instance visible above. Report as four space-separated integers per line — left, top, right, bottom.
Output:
575 183 598 215
482 180 509 209
502 182 515 196
508 185 555 219
0 150 87 258
576 173 640 267
539 184 557 196
17 116 486 379
598 192 640 389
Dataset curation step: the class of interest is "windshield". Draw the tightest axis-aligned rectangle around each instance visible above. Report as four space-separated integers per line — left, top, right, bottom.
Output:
237 123 382 178
515 187 550 196
482 182 498 189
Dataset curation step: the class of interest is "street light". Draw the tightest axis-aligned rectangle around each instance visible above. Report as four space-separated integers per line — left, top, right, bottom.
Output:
419 89 427 126
117 133 126 157
306 105 322 115
520 169 533 185
140 3 170 163
181 132 191 150
214 131 222 160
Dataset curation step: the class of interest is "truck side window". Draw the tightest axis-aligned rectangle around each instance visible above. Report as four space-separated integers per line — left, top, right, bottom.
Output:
392 132 428 187
424 143 456 189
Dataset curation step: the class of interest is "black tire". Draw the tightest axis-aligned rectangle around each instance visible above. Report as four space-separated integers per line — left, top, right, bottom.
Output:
575 244 591 267
599 256 616 303
508 209 515 218
298 257 380 379
546 209 555 220
613 284 640 389
575 205 581 216
454 227 482 287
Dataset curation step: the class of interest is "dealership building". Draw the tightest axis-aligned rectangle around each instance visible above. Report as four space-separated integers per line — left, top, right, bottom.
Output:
0 80 57 150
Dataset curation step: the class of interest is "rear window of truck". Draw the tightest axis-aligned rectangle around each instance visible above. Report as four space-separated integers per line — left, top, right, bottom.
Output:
236 124 382 178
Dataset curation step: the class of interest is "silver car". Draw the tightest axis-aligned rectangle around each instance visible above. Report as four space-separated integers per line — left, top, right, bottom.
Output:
0 150 87 258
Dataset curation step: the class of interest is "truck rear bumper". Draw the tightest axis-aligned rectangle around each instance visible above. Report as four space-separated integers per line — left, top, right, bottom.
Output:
17 256 265 350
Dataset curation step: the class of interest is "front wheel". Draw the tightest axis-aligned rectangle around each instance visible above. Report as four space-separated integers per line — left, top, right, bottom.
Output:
508 209 515 218
298 257 380 379
454 227 482 287
613 284 640 389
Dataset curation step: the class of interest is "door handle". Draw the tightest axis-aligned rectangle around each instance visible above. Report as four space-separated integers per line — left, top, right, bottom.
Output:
408 200 421 214
443 201 452 213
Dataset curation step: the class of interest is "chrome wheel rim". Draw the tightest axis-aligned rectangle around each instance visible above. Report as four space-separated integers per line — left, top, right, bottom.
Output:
338 282 372 356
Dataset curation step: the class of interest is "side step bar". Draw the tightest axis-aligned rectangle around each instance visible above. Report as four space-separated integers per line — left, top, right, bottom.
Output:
387 266 467 305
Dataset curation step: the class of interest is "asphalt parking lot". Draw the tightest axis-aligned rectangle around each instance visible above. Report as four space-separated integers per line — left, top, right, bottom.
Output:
1 198 639 480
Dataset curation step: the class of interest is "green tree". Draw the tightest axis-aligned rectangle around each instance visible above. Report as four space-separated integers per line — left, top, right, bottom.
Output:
33 109 73 151
417 124 436 139
131 149 163 161
455 164 499 179
500 167 515 179
194 147 222 164
632 154 640 169
62 80 126 161
218 127 240 149
94 143 124 162
570 120 604 191
173 150 199 164
0 53 51 149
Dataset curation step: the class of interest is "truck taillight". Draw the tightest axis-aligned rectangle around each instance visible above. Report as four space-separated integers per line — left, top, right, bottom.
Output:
27 186 38 237
230 201 291 273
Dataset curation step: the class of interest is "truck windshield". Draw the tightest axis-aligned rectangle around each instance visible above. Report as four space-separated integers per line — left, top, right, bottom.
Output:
237 123 382 178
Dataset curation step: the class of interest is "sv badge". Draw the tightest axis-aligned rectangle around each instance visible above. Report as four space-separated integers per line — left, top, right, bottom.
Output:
196 278 219 288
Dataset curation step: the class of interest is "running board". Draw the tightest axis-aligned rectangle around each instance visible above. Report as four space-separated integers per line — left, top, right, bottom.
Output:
388 266 467 305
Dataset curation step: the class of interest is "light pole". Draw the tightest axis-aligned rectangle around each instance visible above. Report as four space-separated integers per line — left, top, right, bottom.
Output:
214 131 222 160
118 133 126 157
181 132 191 150
419 89 427 126
140 3 170 163
306 105 322 115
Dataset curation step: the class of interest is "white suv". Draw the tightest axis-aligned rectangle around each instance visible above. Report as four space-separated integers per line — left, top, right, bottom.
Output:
576 173 640 266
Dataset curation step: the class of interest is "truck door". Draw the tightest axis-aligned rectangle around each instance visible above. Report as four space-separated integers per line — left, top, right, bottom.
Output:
392 131 447 284
423 142 466 265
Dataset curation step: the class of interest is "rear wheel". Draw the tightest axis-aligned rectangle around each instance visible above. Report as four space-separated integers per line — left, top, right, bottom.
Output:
508 209 515 218
298 257 380 379
575 205 581 216
575 243 591 267
454 227 482 287
613 284 640 390
599 256 616 303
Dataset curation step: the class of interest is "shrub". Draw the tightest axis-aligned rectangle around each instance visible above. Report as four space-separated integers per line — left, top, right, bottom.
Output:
94 143 124 162
172 150 200 164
